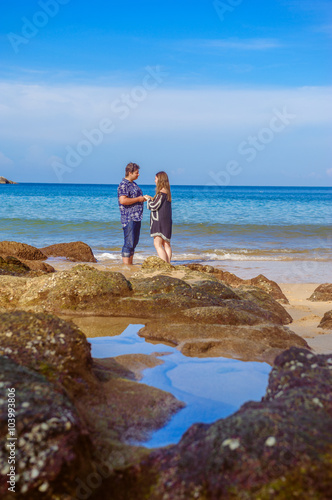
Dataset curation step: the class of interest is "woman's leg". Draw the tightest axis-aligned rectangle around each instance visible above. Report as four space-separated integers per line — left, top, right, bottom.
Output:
164 241 172 263
153 236 168 262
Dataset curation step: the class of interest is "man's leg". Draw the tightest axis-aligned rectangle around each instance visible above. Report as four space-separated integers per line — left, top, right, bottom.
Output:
122 222 135 264
131 221 141 263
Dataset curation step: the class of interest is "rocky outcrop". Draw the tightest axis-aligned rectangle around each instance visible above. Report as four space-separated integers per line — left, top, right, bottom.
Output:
0 241 46 261
0 356 94 500
40 241 97 263
139 323 308 364
185 263 289 303
0 176 16 184
0 266 292 323
318 310 332 330
0 263 303 362
0 255 54 276
106 347 332 500
141 255 175 271
0 312 184 498
0 256 30 276
308 283 332 302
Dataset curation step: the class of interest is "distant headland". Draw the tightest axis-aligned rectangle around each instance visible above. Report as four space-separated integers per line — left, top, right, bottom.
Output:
0 176 17 184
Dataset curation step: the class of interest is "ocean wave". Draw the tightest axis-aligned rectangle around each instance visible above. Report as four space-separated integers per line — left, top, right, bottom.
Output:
95 252 119 261
94 248 331 264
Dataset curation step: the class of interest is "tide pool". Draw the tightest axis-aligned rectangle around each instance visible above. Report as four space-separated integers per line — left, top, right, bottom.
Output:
89 324 271 448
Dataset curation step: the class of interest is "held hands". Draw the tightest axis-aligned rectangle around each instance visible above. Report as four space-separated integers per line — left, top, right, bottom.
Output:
143 195 153 201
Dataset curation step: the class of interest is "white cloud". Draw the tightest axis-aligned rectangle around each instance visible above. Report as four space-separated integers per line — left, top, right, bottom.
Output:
0 82 331 143
195 38 282 50
326 168 332 177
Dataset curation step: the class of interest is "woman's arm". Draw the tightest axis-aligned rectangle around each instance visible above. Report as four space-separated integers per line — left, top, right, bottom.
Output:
147 193 163 211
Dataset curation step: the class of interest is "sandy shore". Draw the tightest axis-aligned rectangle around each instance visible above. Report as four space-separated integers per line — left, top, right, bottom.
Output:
279 283 332 354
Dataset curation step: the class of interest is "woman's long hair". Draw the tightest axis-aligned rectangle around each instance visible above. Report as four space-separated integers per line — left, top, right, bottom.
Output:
155 171 172 201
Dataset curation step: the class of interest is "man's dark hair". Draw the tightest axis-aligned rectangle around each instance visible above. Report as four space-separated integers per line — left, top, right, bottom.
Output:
125 162 140 176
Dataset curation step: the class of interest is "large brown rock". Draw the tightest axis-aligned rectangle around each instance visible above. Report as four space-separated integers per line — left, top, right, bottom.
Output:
139 322 308 364
185 264 289 303
0 255 30 276
141 255 175 271
40 241 97 262
0 356 94 500
0 312 184 498
308 283 332 302
0 176 16 184
1 265 132 314
0 267 293 329
0 255 54 276
0 241 46 260
318 310 332 330
106 347 332 499
129 277 292 325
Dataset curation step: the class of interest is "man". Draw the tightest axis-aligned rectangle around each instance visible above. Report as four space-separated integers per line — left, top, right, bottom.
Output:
117 162 145 264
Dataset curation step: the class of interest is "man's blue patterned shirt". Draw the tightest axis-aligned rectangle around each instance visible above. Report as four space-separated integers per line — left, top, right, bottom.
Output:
117 178 143 228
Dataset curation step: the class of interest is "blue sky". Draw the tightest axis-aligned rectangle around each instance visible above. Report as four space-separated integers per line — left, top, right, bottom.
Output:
0 0 331 185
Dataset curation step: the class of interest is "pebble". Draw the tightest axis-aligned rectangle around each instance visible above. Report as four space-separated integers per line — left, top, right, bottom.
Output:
265 436 276 447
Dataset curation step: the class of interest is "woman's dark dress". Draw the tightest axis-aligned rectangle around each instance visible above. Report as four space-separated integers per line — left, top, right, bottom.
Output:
147 192 172 242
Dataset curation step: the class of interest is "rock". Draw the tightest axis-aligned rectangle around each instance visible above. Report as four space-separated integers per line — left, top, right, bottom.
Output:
235 287 292 325
0 311 183 466
0 311 95 398
0 176 17 184
139 322 309 364
141 256 175 271
0 356 95 500
308 283 332 302
0 241 46 260
40 241 97 263
0 255 30 276
0 255 54 276
129 277 292 325
109 347 332 499
20 259 55 274
185 264 289 303
10 265 132 314
0 267 293 329
318 310 332 330
0 275 28 311
248 274 289 304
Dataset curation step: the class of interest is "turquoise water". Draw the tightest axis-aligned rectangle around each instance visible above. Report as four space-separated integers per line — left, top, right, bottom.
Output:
1 183 331 281
89 325 270 448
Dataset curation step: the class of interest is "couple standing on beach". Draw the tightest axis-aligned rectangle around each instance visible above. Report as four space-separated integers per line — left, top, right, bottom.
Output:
117 162 172 265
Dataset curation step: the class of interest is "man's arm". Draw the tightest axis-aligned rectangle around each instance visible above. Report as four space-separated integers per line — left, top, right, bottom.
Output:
119 195 144 205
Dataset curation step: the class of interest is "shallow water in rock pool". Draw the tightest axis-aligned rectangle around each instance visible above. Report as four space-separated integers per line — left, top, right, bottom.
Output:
89 324 271 448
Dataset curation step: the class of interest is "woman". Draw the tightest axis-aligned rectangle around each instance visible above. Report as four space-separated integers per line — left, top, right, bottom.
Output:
145 171 172 263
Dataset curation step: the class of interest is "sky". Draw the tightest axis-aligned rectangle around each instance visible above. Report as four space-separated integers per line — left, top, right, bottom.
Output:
0 0 331 186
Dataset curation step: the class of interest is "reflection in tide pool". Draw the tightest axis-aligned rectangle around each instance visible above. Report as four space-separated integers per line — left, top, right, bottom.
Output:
89 324 271 448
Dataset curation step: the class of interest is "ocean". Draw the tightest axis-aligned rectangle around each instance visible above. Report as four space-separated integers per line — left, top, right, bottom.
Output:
1 183 331 283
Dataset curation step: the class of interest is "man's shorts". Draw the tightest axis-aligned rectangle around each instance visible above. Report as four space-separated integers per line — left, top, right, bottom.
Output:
122 220 141 257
